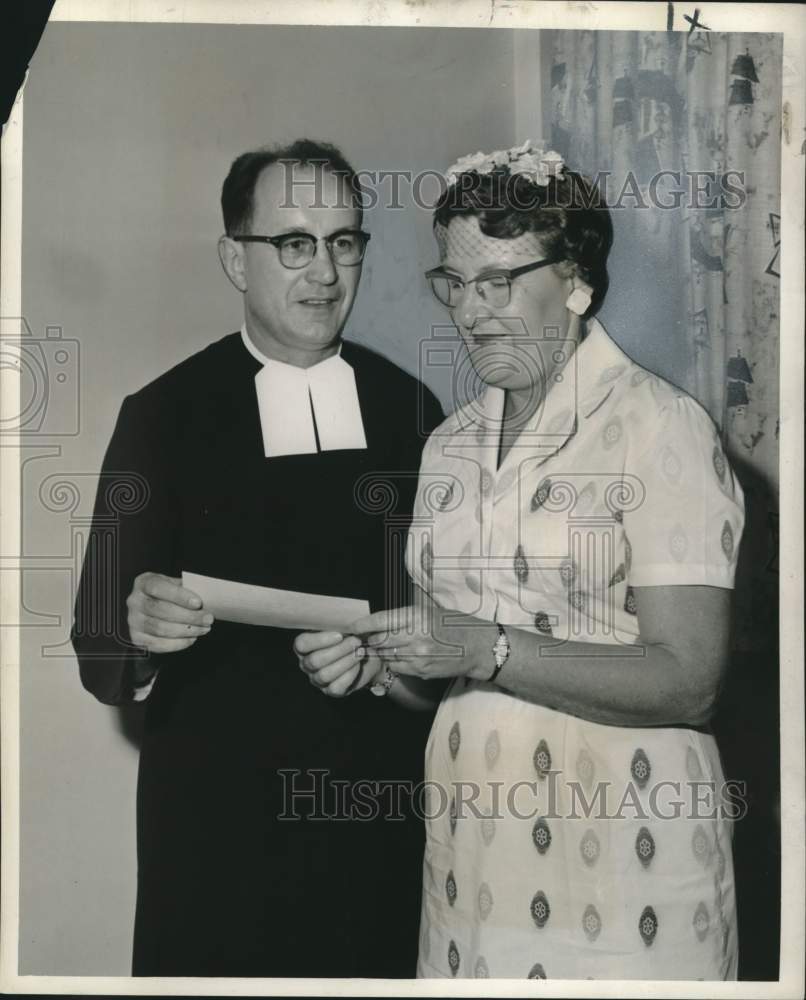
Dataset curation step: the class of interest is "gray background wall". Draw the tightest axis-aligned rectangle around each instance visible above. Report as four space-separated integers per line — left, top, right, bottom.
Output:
19 21 675 975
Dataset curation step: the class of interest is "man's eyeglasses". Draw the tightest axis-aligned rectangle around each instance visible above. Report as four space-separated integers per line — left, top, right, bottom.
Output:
232 229 371 269
425 258 560 309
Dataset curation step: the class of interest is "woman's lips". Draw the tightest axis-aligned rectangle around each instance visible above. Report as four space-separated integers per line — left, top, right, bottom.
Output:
468 331 515 343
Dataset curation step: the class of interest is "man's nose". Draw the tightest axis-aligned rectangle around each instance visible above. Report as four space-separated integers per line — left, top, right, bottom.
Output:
305 239 338 284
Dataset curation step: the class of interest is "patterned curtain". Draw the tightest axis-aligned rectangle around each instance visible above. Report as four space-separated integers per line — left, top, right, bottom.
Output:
546 29 782 979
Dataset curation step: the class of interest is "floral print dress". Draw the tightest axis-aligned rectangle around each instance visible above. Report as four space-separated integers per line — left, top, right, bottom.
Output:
407 319 745 980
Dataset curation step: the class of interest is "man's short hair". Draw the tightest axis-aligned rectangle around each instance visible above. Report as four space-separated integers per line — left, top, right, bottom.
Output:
221 138 364 236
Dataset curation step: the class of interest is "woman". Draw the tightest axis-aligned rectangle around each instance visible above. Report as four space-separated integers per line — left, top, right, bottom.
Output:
295 141 744 980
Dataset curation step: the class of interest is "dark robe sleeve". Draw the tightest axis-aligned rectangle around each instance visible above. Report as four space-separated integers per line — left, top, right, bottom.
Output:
72 393 179 705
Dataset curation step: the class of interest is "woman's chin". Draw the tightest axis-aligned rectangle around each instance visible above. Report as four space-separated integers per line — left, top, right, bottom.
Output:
467 353 546 394
473 370 537 394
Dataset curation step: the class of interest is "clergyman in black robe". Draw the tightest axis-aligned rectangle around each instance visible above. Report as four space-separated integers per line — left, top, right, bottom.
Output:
72 140 444 978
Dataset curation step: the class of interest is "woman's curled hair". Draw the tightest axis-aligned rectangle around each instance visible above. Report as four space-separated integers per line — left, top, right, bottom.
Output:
433 168 613 317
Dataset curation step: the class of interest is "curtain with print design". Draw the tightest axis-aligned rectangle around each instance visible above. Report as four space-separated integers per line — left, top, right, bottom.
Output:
544 28 782 981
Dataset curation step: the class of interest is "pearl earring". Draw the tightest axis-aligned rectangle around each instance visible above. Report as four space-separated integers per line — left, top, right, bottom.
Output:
566 285 592 316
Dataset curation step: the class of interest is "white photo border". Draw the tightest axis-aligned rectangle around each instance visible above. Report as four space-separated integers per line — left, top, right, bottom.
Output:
1 1 803 997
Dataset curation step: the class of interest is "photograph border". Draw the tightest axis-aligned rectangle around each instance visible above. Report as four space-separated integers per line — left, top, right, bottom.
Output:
1 1 803 997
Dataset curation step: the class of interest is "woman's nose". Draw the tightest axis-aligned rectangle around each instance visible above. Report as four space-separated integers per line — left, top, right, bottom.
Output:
454 282 492 330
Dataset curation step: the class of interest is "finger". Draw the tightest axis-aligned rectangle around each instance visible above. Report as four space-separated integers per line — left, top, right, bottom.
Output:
137 616 212 639
352 645 385 663
301 636 362 673
141 597 214 626
343 659 370 694
352 607 412 642
293 631 344 656
307 647 366 687
131 634 198 654
141 574 204 610
322 663 362 698
348 609 395 636
365 632 415 653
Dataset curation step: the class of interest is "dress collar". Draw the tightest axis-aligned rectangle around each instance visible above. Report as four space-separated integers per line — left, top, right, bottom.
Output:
470 317 633 478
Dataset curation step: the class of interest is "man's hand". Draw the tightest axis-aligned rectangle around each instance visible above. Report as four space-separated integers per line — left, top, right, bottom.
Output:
294 631 379 697
127 572 214 653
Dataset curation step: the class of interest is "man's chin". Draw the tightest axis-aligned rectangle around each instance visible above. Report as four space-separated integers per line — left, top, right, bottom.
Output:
288 321 344 351
293 303 344 328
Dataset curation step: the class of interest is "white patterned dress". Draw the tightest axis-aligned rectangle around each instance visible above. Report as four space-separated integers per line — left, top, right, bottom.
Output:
407 319 744 980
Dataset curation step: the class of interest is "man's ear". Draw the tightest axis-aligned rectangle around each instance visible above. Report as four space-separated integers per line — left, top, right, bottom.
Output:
218 236 248 293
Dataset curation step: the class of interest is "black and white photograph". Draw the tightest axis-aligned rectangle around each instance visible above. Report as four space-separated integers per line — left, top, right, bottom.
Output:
1 1 803 995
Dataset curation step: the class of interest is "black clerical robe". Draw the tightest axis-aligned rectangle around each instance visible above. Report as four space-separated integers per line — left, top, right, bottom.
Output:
72 332 444 978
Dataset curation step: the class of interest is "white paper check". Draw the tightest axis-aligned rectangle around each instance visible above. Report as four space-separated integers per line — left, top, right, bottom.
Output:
182 571 370 632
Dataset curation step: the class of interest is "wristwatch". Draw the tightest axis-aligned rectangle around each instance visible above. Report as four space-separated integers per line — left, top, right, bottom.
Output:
488 624 510 683
370 664 397 697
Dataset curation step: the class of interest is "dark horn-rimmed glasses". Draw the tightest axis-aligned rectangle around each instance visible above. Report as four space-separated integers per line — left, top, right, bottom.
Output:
232 229 371 269
425 258 560 309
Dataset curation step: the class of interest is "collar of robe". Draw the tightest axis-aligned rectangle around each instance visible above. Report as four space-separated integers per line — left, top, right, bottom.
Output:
241 325 368 458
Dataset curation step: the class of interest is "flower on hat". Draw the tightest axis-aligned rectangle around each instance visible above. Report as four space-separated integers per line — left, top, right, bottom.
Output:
445 140 565 187
512 148 565 185
445 150 498 185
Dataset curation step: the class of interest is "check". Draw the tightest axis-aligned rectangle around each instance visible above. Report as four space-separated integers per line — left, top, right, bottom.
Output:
182 571 370 632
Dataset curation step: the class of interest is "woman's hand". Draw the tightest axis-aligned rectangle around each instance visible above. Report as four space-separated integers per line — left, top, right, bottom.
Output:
294 631 380 697
295 587 491 698
349 601 485 682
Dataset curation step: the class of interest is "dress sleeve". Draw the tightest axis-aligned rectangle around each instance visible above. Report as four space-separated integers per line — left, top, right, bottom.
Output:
71 392 179 704
621 392 745 589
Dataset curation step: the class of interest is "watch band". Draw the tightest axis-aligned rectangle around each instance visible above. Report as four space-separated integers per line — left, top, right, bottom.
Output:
488 624 510 683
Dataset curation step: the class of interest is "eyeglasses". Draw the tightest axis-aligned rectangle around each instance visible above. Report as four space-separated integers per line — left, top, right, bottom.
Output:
425 258 560 309
232 229 371 269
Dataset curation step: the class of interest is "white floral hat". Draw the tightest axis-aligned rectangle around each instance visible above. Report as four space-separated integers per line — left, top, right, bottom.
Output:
445 139 565 187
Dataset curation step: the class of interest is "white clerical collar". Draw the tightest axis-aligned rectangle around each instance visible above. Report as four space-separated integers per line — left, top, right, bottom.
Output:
241 325 367 457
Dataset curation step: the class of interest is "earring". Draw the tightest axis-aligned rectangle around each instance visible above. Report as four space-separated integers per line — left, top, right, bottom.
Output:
566 285 592 316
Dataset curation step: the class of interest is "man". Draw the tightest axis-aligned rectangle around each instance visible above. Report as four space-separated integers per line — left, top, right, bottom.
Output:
72 139 443 977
